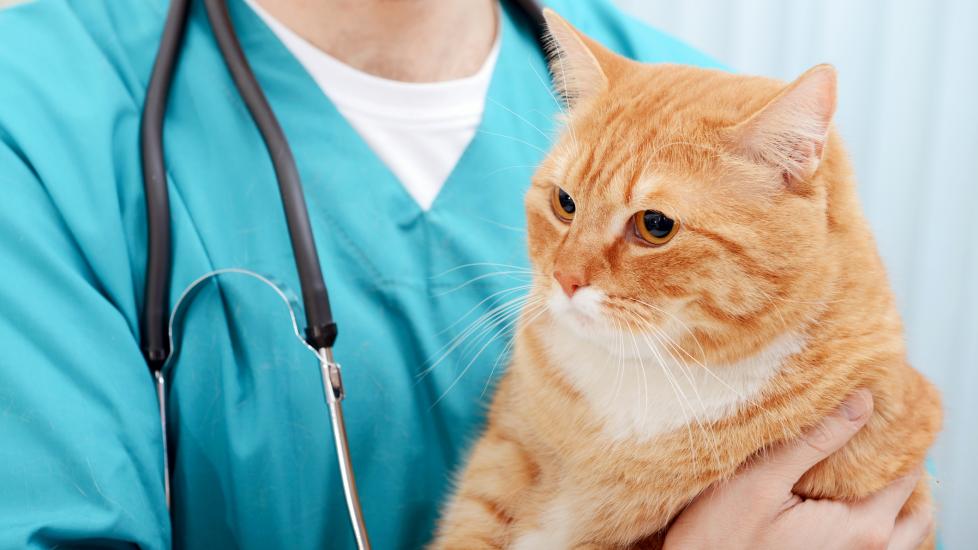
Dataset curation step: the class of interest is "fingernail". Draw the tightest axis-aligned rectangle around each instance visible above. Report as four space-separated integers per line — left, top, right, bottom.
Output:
841 389 872 421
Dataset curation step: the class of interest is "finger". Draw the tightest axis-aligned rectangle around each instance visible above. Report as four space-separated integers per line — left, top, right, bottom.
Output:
742 389 874 490
887 507 934 550
852 468 924 528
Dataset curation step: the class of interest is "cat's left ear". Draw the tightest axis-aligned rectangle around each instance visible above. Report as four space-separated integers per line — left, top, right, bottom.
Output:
541 9 620 108
730 64 838 185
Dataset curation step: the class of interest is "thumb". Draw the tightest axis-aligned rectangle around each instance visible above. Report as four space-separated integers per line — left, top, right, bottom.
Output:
745 389 874 492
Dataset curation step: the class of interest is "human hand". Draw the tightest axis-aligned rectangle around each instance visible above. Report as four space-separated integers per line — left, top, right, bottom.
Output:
663 390 933 550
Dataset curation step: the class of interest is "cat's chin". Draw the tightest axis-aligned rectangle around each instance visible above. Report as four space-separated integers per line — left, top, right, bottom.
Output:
542 285 643 359
545 285 605 333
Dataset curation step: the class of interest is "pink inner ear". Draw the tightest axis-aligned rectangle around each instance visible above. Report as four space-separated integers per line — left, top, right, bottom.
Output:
737 66 837 182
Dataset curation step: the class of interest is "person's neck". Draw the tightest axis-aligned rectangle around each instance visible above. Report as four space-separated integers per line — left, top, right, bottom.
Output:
253 0 498 82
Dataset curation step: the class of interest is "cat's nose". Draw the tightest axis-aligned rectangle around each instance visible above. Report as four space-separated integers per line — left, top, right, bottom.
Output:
554 269 588 298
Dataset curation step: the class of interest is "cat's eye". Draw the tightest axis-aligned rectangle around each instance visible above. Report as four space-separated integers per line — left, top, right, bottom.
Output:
633 210 679 245
551 186 576 222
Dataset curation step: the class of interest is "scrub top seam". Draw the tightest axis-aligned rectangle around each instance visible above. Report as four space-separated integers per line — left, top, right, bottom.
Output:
164 173 219 307
312 204 396 290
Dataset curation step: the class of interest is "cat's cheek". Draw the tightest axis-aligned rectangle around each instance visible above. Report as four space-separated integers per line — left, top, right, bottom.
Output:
526 208 563 261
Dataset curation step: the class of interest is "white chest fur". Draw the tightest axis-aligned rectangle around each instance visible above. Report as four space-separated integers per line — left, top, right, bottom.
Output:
540 317 804 442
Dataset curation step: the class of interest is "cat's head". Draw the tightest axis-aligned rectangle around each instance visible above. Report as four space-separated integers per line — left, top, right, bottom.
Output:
526 10 845 364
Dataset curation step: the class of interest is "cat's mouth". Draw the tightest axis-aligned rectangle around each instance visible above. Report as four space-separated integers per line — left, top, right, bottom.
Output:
544 286 655 360
546 282 607 333
542 283 683 360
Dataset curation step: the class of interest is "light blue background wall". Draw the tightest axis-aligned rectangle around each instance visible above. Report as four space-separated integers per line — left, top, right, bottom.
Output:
612 0 977 547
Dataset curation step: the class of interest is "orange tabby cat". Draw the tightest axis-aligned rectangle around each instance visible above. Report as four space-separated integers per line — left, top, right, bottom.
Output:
432 10 941 550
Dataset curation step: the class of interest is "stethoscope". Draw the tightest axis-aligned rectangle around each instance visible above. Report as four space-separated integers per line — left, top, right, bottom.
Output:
139 0 548 548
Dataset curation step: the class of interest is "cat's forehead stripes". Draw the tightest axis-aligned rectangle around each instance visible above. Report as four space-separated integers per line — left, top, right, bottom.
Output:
555 134 693 216
554 134 645 208
544 64 816 246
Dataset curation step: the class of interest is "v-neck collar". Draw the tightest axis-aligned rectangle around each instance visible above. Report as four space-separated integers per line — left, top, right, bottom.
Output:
219 0 558 296
428 4 558 213
243 0 506 212
227 0 557 222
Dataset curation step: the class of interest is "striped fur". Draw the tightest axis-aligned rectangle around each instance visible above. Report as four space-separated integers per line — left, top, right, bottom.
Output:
431 10 941 549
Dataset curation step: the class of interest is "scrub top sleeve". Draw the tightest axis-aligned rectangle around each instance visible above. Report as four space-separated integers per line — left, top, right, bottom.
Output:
0 143 169 549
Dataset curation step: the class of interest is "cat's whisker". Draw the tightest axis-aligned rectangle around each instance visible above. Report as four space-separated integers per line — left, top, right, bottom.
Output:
483 332 516 398
478 163 540 182
610 316 626 411
633 319 724 470
652 321 761 410
623 314 699 469
433 270 535 297
445 296 544 382
622 316 653 437
525 54 580 150
476 129 549 155
642 315 793 449
641 320 721 407
452 296 538 366
419 293 533 379
436 284 535 338
759 290 789 330
481 301 552 397
611 307 726 468
470 215 528 234
480 300 547 397
658 320 780 421
621 297 708 364
643 324 711 420
488 97 553 143
432 262 535 278
624 309 720 470
623 309 719 468
606 315 625 411
620 297 758 407
526 55 565 114
432 299 547 408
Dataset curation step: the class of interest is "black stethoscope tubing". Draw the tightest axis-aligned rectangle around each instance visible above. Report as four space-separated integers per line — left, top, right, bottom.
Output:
140 0 340 371
139 0 546 546
140 0 546 373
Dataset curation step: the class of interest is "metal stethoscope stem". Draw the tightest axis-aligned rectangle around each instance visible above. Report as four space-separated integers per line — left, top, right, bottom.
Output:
150 267 373 549
152 349 370 549
154 370 170 509
319 348 371 550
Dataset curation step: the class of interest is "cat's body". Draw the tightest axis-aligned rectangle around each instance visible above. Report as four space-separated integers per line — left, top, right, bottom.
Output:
432 11 941 549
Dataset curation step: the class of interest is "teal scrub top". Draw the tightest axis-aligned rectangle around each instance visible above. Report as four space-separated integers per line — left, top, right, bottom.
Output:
0 1 718 548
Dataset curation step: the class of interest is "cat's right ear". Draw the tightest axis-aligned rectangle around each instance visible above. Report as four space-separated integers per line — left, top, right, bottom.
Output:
729 64 838 187
542 9 617 108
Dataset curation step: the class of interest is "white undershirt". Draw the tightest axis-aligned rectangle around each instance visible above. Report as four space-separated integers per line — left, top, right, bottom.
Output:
246 1 500 210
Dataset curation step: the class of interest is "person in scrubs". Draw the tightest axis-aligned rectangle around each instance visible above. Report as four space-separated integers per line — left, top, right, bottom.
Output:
0 0 933 548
